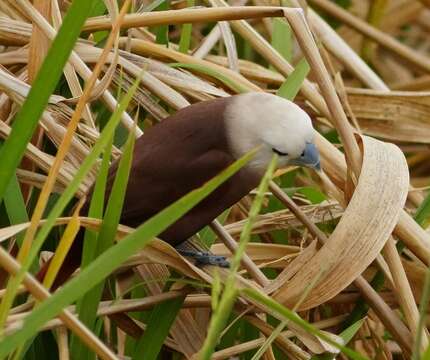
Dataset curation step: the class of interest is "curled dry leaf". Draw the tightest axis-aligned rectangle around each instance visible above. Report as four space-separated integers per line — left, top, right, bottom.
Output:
275 136 409 310
1 2 430 358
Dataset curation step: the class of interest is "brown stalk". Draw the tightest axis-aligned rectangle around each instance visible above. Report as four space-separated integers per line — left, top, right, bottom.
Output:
120 38 260 92
269 181 414 355
197 1 430 283
308 9 388 91
211 338 266 360
0 17 30 45
51 0 94 127
5 291 201 330
283 9 362 177
27 0 50 82
0 246 118 360
83 7 286 31
14 0 129 263
308 0 430 73
392 75 430 91
19 0 50 202
208 0 331 120
283 6 427 354
245 315 310 359
122 8 421 354
383 238 429 351
210 220 270 287
394 214 430 266
13 0 138 135
57 327 70 360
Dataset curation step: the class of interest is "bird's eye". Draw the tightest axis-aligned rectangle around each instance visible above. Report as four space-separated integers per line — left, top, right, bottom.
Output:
301 150 305 157
272 148 288 156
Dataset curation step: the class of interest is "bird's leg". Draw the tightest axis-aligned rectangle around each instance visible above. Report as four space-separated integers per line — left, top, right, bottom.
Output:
175 245 229 268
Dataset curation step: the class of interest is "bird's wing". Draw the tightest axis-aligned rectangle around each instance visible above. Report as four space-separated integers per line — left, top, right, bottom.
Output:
118 148 234 227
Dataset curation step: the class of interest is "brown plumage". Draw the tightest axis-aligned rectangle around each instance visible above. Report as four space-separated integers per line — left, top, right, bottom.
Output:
38 92 320 287
97 96 259 244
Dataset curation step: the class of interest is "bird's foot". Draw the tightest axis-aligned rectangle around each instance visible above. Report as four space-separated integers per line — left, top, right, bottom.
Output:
177 250 230 268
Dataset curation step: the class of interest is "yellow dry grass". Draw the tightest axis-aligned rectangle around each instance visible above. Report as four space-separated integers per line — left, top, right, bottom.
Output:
0 0 429 359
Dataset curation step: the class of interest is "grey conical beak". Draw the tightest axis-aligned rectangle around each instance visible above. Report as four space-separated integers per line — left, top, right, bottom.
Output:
290 142 321 170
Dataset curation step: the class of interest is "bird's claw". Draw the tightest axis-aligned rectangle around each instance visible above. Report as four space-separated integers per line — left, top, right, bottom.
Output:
177 250 230 268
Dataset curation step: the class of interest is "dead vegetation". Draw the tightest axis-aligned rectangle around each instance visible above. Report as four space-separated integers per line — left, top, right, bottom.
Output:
0 0 429 359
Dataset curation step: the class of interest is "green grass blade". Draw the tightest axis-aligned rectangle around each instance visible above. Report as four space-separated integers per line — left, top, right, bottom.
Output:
27 79 141 267
423 343 430 360
0 149 257 357
155 0 169 45
414 191 430 228
243 287 369 360
412 266 430 360
240 321 259 360
143 0 167 12
311 319 365 360
251 268 328 360
271 18 292 62
89 0 106 16
74 136 112 354
199 155 278 360
345 186 430 329
80 137 113 268
169 63 248 93
132 295 186 359
412 189 430 359
0 74 142 332
277 57 310 101
339 318 365 345
0 0 96 202
4 174 28 247
71 126 136 359
178 0 195 53
342 271 384 328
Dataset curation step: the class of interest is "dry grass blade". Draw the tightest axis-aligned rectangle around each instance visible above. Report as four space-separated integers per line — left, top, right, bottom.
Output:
51 0 94 127
12 0 139 135
0 2 132 329
135 265 205 357
269 173 413 354
42 200 83 290
383 238 429 351
308 10 389 91
273 135 409 308
223 202 343 237
284 8 362 175
208 0 330 117
121 38 260 92
0 246 118 360
83 7 287 31
0 1 429 358
27 0 50 83
345 88 430 143
308 0 430 73
17 0 127 260
218 20 239 72
210 220 270 287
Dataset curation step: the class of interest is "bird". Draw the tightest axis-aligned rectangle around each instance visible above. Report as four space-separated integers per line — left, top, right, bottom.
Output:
38 92 320 287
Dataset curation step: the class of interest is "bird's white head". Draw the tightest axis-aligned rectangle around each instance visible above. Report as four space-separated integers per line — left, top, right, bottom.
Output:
225 92 320 173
